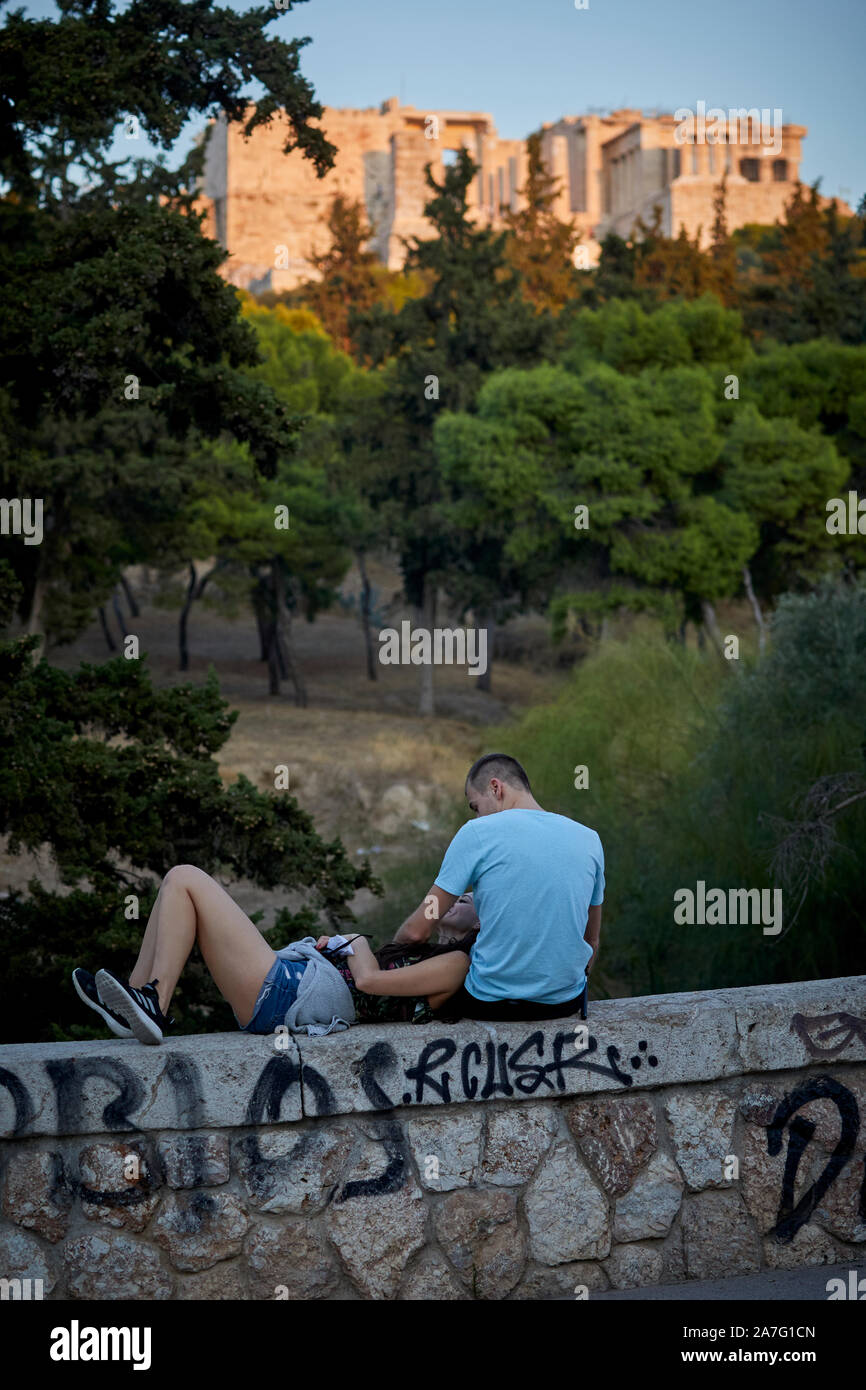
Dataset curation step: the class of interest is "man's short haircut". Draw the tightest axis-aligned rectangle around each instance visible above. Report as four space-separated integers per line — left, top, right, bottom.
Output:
466 753 532 795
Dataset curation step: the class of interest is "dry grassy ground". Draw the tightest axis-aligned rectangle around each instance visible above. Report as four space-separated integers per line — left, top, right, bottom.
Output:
2 561 571 937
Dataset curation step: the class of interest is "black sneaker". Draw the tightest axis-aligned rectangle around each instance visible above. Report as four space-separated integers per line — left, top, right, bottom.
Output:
72 967 133 1038
95 969 174 1046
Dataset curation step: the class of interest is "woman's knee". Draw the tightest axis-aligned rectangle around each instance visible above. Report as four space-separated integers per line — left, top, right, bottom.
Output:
163 864 206 894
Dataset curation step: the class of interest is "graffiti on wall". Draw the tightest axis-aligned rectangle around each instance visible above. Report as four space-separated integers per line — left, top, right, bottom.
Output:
0 1027 863 1238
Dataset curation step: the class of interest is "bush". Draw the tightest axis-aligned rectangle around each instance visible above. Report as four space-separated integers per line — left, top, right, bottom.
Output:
501 581 866 996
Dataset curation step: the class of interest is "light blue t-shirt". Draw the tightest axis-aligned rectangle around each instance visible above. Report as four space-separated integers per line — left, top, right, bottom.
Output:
435 809 605 1004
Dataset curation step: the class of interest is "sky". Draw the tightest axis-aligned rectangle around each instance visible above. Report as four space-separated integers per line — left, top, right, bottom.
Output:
19 0 866 203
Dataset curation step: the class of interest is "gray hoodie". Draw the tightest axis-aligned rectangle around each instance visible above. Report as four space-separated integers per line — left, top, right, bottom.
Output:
274 938 356 1036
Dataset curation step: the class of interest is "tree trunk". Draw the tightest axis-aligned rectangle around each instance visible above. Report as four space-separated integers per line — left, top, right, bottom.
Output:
178 562 196 671
273 563 307 707
25 574 45 638
251 579 270 662
418 581 436 716
112 590 129 642
742 565 767 654
357 550 377 681
475 607 493 692
98 607 117 653
266 625 281 695
119 573 140 617
700 599 726 661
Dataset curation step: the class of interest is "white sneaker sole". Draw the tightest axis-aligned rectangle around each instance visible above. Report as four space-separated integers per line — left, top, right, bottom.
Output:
95 971 164 1045
72 969 133 1038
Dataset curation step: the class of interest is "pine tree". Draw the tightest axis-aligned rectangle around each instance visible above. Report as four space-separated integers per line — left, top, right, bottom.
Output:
709 173 738 306
502 132 582 313
295 193 385 353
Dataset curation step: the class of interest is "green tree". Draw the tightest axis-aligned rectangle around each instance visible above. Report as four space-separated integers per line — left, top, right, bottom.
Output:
169 301 358 698
435 359 745 650
502 132 581 314
288 192 389 354
738 183 866 344
0 0 336 642
353 149 552 712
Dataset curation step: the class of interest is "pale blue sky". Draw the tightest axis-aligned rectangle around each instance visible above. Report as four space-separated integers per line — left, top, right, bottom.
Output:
19 0 866 203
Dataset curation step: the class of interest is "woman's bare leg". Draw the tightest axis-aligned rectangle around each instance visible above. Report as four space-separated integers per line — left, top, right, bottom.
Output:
129 865 277 1026
128 884 166 987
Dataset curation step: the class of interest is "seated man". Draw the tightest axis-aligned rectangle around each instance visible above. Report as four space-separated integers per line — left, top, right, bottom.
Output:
392 753 604 1020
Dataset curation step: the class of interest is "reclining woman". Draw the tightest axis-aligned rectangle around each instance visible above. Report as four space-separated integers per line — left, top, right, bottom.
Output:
72 864 479 1044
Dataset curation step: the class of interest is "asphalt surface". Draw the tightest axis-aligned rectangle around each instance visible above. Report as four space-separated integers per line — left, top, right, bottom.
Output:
593 1260 866 1300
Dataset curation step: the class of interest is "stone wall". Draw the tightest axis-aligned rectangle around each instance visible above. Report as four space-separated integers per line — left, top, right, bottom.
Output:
1 976 864 1300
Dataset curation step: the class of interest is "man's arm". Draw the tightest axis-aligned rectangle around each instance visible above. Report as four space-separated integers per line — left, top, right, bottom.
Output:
584 904 602 975
392 884 458 946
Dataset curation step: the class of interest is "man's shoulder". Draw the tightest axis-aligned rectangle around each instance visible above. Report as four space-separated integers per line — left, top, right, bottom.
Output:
443 818 480 853
538 810 602 842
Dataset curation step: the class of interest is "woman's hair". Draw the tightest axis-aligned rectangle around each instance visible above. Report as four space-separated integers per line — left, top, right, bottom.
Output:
374 933 477 969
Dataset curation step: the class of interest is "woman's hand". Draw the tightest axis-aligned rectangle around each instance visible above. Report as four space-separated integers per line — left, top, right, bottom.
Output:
315 935 332 951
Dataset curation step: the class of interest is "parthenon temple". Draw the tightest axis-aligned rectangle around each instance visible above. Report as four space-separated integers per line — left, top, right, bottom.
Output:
196 97 817 293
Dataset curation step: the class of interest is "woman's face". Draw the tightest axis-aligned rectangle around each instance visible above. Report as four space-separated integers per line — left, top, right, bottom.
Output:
439 892 478 934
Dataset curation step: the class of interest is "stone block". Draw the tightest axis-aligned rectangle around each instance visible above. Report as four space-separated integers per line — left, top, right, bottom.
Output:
741 1075 866 1152
524 1141 610 1265
235 1124 354 1214
78 1141 161 1231
811 1151 866 1243
404 1111 482 1190
175 1261 250 1299
661 1225 687 1283
736 982 866 1072
763 1222 854 1270
247 1221 342 1301
399 1251 464 1300
64 1232 173 1299
434 1188 525 1299
324 1132 427 1298
512 1260 609 1300
158 1134 230 1188
681 1191 761 1280
0 1226 56 1295
480 1105 556 1186
605 1242 665 1290
566 1096 656 1195
153 1191 248 1271
741 1120 792 1235
613 1152 683 1240
1 1150 71 1242
665 1091 737 1190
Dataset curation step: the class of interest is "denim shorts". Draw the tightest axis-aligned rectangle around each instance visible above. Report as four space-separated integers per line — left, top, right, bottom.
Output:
236 958 307 1034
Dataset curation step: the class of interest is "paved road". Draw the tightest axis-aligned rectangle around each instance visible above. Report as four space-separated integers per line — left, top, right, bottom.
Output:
592 1260 865 1301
